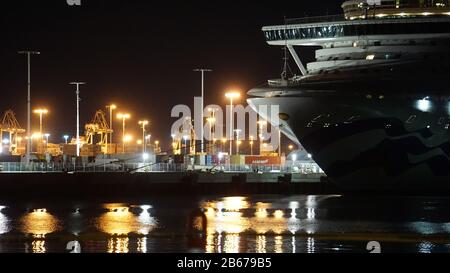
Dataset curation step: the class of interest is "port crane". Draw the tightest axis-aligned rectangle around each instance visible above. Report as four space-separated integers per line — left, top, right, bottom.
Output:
84 110 113 153
0 110 26 155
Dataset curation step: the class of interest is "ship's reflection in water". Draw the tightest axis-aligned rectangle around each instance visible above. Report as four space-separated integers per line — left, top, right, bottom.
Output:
201 196 315 253
19 209 61 253
95 204 157 253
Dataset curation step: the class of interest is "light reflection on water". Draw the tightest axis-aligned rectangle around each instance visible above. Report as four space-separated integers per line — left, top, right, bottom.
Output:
95 204 157 236
95 204 157 253
19 209 61 237
0 210 11 235
1 195 450 253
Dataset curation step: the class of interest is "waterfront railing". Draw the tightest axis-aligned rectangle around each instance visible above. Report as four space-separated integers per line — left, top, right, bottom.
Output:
0 162 323 174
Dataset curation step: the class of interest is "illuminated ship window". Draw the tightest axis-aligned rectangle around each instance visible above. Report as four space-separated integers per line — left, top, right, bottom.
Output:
366 54 375 60
406 115 417 124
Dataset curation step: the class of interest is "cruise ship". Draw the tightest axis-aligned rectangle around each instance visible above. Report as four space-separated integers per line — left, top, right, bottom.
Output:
248 0 450 189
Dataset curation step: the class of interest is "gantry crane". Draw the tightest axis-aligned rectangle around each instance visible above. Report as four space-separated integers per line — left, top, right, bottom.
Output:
0 110 26 155
85 110 113 153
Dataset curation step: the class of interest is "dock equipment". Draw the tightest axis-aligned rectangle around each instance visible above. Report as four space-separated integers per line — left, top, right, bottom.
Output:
85 110 113 153
0 110 26 155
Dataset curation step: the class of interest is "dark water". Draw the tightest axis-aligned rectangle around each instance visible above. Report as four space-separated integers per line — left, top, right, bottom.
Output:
1 195 450 253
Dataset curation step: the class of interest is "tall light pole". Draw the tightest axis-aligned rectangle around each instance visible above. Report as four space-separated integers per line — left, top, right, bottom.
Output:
193 68 212 155
70 82 86 157
117 113 130 153
33 109 48 137
63 135 69 144
18 50 40 163
225 91 240 156
106 104 116 148
139 120 149 154
250 135 254 156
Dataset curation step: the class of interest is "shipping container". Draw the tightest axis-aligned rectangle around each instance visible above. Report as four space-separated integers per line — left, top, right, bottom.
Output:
245 156 282 166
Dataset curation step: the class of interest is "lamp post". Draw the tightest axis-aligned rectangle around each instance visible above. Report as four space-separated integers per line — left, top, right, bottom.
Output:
33 109 48 137
138 120 149 155
221 138 226 153
63 135 69 144
225 91 240 156
18 50 40 163
70 82 86 157
106 104 116 148
193 68 212 155
117 113 130 153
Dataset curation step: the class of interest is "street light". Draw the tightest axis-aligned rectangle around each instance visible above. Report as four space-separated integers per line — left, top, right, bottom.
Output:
138 120 149 154
18 50 40 163
225 91 240 156
70 82 86 157
33 109 48 136
117 113 130 153
63 135 69 144
106 104 117 147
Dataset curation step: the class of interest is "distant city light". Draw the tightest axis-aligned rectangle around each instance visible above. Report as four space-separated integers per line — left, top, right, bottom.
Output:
63 135 69 144
225 91 241 99
123 135 133 142
274 210 284 219
417 99 432 112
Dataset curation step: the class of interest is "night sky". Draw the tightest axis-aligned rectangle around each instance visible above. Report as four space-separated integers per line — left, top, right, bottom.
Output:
0 0 341 149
